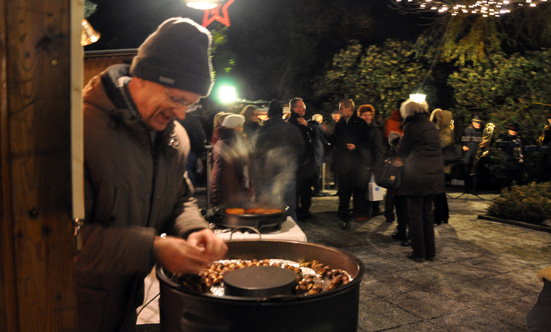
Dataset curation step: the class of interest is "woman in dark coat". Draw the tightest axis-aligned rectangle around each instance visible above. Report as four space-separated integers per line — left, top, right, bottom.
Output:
397 100 445 262
210 114 253 206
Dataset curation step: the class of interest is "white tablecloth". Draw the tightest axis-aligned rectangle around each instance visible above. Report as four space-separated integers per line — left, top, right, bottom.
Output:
137 217 306 325
213 217 307 242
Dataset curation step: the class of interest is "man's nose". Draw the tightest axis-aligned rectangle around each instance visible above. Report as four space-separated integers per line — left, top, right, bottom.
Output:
172 106 187 119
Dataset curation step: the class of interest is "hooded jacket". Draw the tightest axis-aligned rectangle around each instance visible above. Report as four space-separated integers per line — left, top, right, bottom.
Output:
77 64 207 332
430 109 454 149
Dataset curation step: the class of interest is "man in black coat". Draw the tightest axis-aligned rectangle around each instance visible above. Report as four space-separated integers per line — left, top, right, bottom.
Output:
254 100 305 221
460 115 484 193
287 97 317 221
331 99 370 229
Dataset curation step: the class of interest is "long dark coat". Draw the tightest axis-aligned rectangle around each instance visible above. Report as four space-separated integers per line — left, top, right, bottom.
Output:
461 125 483 165
331 112 370 177
397 114 445 196
210 127 252 205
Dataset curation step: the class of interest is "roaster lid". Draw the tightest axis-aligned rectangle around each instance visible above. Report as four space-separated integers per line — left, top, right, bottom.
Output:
223 265 297 298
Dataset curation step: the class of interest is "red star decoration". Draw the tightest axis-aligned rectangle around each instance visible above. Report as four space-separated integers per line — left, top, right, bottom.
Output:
202 0 235 27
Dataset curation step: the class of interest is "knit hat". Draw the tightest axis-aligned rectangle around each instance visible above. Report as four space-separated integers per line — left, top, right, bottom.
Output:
130 17 213 96
222 114 245 129
507 122 520 131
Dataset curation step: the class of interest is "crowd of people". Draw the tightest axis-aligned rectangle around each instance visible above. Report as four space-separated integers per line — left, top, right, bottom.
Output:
76 16 551 332
203 96 551 262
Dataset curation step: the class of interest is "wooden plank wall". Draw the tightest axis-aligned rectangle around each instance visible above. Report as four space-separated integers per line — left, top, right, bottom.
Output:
0 0 78 331
84 50 136 84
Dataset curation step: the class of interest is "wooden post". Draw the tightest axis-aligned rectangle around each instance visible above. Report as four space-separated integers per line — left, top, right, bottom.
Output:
0 0 78 331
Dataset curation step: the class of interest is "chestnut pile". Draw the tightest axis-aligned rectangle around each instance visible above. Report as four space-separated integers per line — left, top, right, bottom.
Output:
174 259 351 296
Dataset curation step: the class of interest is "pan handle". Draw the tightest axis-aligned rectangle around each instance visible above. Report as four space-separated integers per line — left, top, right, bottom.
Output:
228 226 262 240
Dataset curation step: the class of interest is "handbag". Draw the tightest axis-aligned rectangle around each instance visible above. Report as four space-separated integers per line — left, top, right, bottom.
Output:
375 159 402 190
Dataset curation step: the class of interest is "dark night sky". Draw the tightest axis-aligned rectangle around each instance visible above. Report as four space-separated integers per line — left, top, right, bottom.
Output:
86 0 437 100
87 0 432 50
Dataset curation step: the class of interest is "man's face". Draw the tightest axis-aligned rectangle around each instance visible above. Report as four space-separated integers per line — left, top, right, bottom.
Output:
508 129 518 136
472 121 482 130
136 80 201 131
360 111 373 124
339 103 353 118
293 100 306 117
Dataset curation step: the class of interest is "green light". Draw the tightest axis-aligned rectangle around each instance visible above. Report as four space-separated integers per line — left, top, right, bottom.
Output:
218 85 238 104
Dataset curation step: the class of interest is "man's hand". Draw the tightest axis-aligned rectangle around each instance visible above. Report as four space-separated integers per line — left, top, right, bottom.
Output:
187 229 228 262
297 118 308 126
153 230 227 274
346 143 356 151
463 146 469 152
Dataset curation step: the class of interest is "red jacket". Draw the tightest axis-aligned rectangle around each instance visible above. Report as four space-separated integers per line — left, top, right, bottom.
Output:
384 109 403 140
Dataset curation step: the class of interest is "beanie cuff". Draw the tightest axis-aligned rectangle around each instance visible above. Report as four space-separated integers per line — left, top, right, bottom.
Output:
130 57 213 96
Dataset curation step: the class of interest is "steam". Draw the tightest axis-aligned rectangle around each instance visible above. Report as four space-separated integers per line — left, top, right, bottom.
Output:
213 130 298 209
253 146 297 207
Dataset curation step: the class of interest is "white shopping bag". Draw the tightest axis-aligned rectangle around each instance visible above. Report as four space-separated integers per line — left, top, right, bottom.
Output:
368 175 385 201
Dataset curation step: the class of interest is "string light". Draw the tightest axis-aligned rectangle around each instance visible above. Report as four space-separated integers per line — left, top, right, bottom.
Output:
393 0 547 17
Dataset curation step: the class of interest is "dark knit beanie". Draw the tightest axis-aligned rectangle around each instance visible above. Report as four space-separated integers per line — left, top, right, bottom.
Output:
130 17 213 96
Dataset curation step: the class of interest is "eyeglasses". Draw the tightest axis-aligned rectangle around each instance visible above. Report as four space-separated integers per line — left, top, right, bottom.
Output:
165 88 197 108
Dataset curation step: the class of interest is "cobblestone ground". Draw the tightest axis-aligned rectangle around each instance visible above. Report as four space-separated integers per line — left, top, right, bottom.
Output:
300 189 551 332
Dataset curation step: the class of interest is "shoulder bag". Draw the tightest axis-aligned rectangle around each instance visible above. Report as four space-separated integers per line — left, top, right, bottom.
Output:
375 159 402 190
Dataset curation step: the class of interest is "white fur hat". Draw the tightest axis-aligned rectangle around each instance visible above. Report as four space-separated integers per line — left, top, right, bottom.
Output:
221 114 245 129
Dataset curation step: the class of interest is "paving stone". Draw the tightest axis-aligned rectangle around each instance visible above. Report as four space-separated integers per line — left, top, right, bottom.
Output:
185 188 548 332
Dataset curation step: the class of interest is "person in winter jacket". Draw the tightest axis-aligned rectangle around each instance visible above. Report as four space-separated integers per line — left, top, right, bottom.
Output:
240 104 261 142
396 100 445 262
308 114 330 197
495 122 524 188
210 114 253 205
429 108 454 225
357 104 385 220
253 99 304 221
78 18 227 332
331 99 371 229
288 97 317 221
178 111 206 186
461 115 484 193
382 98 409 245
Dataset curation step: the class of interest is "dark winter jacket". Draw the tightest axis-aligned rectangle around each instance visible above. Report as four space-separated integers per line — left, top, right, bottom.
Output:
358 122 385 186
308 120 330 167
397 113 445 196
210 127 253 205
253 118 304 198
78 64 207 332
243 120 261 142
496 133 524 171
288 111 316 179
461 124 483 165
178 112 206 157
331 112 370 176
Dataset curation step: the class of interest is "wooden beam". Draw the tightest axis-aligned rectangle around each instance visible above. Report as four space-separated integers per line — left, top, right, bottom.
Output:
0 0 78 331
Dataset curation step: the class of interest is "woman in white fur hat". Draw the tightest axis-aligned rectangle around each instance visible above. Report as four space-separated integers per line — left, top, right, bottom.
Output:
396 100 445 263
210 114 253 206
